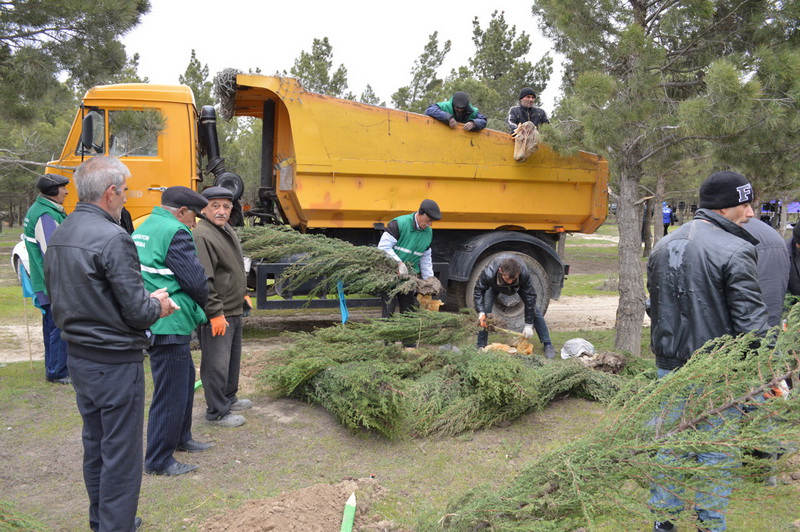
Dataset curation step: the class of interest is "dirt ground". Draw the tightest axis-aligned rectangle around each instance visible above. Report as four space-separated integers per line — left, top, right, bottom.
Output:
0 297 626 365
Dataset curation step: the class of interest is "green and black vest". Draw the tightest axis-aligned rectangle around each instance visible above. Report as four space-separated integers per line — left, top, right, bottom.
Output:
132 207 207 335
23 196 66 294
393 213 433 274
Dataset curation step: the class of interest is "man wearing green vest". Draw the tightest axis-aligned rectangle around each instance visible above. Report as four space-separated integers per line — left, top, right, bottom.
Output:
425 91 488 131
378 199 442 320
133 186 214 477
23 174 70 383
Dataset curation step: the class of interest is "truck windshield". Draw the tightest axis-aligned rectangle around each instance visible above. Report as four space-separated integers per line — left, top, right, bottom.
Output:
108 109 162 157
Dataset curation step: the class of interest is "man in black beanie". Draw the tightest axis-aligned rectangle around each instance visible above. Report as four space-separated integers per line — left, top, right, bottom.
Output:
646 170 769 532
788 222 800 296
506 87 549 133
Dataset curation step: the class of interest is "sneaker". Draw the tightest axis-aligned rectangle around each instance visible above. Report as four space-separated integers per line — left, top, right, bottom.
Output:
208 412 246 427
47 376 71 385
176 439 215 453
653 521 676 532
230 398 252 411
135 516 142 530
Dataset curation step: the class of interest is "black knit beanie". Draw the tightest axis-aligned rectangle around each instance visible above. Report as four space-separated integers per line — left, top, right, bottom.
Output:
519 87 536 100
698 171 753 209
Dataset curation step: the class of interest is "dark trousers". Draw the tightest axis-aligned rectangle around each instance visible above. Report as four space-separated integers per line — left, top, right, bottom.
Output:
380 291 417 319
145 342 194 471
476 288 552 348
199 316 242 421
68 355 144 532
42 304 69 380
663 223 670 236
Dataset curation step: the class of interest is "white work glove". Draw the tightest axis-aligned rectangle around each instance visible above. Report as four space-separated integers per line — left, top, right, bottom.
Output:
522 324 534 339
397 262 409 276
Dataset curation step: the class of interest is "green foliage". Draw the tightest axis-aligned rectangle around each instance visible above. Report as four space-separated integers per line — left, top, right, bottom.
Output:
432 305 800 530
0 501 48 530
391 32 451 113
287 37 354 99
358 84 384 106
179 49 213 106
260 311 629 439
0 0 150 122
239 225 416 299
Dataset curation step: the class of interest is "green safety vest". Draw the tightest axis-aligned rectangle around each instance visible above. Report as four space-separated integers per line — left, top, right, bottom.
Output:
132 207 207 335
23 196 66 294
393 213 433 274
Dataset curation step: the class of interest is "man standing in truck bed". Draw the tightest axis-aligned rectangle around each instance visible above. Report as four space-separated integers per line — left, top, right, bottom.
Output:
378 199 442 318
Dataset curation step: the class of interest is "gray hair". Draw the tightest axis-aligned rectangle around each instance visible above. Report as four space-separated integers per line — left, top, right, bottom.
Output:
74 156 130 204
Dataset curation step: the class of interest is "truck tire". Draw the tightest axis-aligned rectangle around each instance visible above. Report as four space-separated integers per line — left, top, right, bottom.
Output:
464 251 551 331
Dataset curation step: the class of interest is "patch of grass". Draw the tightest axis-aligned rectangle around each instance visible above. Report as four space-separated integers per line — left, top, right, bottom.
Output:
562 273 618 297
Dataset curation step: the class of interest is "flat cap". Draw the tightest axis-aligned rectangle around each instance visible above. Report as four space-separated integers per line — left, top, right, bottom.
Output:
36 174 69 196
201 186 234 201
161 186 208 214
419 199 442 220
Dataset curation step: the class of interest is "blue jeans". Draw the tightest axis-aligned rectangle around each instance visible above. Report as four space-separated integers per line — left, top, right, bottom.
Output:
476 288 551 348
648 368 740 531
42 304 69 380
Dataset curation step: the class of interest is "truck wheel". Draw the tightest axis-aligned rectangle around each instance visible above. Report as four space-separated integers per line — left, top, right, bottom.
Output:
465 252 551 331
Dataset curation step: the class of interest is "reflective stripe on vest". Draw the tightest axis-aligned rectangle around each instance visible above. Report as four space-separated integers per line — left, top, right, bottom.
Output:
140 265 174 276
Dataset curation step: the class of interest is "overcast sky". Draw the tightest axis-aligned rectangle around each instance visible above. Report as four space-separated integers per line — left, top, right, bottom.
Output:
121 0 562 110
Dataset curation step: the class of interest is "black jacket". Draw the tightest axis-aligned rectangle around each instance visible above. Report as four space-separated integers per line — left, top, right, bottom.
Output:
44 202 161 363
789 237 800 297
474 256 537 324
647 209 769 370
506 105 549 132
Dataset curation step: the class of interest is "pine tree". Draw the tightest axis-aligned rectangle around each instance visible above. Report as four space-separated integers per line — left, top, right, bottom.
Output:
391 32 452 113
287 37 354 99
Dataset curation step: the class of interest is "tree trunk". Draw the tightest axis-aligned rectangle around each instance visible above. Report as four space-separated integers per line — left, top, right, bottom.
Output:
614 165 647 356
652 174 667 249
642 198 653 258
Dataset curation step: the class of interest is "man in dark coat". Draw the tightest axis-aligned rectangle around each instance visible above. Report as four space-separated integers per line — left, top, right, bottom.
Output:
788 222 800 297
473 254 555 359
506 87 549 133
45 156 176 532
647 170 769 532
742 218 789 327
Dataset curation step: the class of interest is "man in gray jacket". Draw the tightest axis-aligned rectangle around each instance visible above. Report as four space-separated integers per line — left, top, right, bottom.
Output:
647 170 769 532
194 186 251 428
45 156 176 532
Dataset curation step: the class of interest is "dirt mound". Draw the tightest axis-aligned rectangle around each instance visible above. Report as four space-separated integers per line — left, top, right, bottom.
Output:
200 477 390 532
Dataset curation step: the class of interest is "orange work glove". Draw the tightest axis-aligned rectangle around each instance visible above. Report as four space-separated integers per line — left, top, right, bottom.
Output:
244 295 252 309
210 315 229 337
478 313 487 328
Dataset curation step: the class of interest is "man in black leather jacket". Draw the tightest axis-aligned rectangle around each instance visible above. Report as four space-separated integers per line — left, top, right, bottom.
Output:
646 170 769 532
474 254 555 359
45 156 175 532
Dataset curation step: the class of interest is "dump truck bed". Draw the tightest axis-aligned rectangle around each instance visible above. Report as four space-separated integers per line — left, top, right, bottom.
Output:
228 75 608 233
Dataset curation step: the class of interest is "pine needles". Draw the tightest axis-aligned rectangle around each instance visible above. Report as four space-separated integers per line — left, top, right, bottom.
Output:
435 305 800 530
239 225 416 299
259 311 629 439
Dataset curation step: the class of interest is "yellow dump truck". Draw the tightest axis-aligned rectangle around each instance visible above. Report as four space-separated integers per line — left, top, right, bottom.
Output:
47 74 608 325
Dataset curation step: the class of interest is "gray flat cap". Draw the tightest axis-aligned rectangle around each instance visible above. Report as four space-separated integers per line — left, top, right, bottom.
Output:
161 186 208 214
201 186 234 201
419 199 442 220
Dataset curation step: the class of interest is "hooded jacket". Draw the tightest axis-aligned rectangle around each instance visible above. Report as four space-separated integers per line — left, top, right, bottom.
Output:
473 255 538 325
647 209 769 370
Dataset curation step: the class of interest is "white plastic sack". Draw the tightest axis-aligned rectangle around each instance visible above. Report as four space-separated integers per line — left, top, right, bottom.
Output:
560 338 595 360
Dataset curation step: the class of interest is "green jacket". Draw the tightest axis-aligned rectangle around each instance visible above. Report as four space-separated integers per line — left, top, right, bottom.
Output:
132 207 207 335
23 196 66 295
393 213 433 274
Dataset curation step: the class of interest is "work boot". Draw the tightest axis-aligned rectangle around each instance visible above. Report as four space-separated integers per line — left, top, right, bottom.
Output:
653 520 676 532
230 398 252 411
543 343 556 359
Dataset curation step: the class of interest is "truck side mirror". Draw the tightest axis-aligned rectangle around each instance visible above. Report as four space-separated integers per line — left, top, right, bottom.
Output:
80 114 94 152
